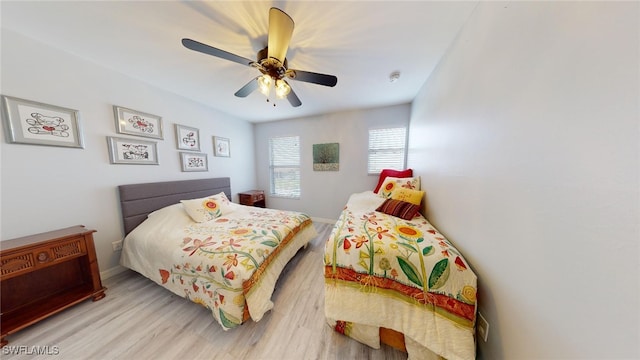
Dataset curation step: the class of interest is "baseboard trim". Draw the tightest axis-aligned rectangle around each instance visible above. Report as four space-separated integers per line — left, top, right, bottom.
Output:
100 264 129 280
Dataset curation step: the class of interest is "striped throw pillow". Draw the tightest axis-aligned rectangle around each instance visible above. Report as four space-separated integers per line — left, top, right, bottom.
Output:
375 199 420 220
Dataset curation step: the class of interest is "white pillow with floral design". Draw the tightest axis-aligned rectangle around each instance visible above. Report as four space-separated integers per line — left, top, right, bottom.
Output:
181 192 234 223
378 176 421 198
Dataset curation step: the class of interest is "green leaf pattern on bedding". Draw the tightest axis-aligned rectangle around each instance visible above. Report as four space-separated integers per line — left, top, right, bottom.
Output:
325 206 477 315
324 193 478 359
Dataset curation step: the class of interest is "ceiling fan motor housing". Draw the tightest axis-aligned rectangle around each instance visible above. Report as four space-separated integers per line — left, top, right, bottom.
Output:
257 47 288 79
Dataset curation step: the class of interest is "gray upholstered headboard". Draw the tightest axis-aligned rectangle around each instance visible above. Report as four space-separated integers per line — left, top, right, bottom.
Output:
118 177 231 235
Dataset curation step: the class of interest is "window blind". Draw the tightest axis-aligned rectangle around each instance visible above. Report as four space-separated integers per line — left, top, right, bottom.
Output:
368 127 407 174
269 136 301 198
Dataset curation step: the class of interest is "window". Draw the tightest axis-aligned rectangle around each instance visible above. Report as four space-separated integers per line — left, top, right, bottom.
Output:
269 136 301 198
368 127 407 174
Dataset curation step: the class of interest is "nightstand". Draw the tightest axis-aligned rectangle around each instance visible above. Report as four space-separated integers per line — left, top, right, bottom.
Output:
238 190 266 208
1 225 106 347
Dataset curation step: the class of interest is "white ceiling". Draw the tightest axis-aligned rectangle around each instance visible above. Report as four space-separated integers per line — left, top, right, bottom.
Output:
1 1 478 123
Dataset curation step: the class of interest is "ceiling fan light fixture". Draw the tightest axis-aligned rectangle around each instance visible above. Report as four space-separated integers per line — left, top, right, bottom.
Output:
275 79 291 99
258 74 273 96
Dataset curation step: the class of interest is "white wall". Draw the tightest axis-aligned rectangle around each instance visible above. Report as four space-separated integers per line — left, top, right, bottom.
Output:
254 104 410 220
0 30 256 276
408 1 639 359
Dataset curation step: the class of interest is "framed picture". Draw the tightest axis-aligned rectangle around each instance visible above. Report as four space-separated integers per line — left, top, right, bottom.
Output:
180 152 208 172
107 136 159 165
175 124 200 151
1 95 84 148
313 143 340 171
113 105 163 139
213 136 230 157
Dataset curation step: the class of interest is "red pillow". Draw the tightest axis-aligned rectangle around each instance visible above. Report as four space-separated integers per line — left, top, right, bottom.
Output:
374 168 413 193
376 199 420 220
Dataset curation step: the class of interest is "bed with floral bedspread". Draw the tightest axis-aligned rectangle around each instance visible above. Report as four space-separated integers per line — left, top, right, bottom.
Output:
121 193 316 330
324 191 477 360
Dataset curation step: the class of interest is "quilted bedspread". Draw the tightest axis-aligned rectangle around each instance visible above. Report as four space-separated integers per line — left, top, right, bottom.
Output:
324 191 477 360
121 202 316 330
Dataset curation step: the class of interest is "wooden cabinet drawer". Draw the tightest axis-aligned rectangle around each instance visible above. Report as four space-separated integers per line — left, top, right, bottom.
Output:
238 190 266 208
1 252 35 278
48 237 86 261
1 237 86 280
242 192 264 202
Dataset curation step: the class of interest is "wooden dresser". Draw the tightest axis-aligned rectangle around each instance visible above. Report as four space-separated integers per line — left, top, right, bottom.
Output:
0 225 106 347
238 190 266 208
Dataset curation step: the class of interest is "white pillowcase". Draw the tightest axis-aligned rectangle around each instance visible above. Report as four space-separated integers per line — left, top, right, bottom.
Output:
180 192 234 223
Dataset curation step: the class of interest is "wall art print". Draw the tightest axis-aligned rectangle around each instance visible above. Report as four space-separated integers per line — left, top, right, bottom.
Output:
1 95 84 148
175 124 200 151
113 105 163 139
213 136 230 157
107 136 159 165
313 142 339 171
180 152 208 172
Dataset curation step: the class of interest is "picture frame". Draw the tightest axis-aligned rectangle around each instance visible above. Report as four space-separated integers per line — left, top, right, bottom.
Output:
113 105 163 139
1 95 84 148
175 124 200 151
180 152 208 172
313 142 340 171
107 136 159 165
213 136 230 157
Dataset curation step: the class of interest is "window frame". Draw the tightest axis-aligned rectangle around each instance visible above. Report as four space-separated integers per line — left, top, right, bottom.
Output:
367 127 408 175
269 135 301 199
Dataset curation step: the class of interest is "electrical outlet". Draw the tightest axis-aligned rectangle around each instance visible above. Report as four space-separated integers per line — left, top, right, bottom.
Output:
477 312 489 342
112 240 123 251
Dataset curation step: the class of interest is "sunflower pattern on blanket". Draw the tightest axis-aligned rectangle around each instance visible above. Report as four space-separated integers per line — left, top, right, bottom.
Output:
158 209 311 330
324 207 477 328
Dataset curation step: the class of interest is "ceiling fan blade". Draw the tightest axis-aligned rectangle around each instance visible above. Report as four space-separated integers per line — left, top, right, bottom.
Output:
286 84 302 107
182 38 254 67
234 77 259 97
287 69 338 87
267 8 294 63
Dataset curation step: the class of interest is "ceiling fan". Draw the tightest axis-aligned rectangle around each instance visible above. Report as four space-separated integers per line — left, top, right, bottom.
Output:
182 7 337 107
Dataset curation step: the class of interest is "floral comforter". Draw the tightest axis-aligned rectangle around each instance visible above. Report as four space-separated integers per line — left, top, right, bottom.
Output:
121 202 316 330
324 191 477 360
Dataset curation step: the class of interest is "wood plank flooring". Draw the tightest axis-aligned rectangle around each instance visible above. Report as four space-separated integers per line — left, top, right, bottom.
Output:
2 222 408 360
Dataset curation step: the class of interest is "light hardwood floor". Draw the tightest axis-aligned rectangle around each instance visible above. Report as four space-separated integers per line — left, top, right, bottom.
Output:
2 222 407 360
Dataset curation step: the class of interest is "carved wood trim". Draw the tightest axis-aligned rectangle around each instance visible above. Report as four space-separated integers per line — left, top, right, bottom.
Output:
1 254 35 275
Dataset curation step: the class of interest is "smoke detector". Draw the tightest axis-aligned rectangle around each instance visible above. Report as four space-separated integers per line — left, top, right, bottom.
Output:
389 71 401 83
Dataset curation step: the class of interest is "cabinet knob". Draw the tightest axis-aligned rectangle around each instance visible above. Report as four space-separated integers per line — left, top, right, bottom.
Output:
37 251 49 263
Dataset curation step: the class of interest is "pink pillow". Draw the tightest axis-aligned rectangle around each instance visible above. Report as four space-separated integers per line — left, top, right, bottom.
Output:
374 168 413 193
